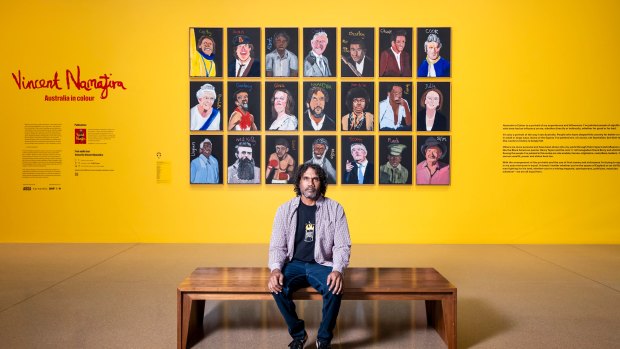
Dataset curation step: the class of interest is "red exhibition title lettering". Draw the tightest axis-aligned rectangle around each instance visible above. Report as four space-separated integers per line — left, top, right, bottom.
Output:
11 66 127 99
12 70 62 90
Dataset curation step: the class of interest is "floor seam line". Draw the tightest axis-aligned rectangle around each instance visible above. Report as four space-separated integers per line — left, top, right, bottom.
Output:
509 245 619 293
0 243 140 314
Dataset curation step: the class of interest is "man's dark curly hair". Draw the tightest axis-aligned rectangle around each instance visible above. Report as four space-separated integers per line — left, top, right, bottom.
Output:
293 163 328 197
345 86 370 111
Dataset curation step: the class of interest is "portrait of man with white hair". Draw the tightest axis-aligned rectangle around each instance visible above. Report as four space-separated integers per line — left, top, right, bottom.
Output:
342 136 374 184
189 135 222 184
304 136 337 184
303 28 336 77
417 28 451 77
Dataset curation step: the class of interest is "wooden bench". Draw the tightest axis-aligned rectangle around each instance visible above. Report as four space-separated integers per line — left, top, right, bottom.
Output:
177 267 457 349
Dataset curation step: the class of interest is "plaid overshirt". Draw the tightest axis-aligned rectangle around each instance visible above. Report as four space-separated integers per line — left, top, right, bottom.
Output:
269 196 351 273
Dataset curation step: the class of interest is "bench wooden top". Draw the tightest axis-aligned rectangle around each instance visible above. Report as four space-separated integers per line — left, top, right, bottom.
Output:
178 267 456 294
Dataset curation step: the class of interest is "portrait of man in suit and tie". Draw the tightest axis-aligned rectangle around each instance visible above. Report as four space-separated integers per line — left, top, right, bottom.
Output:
303 28 336 77
342 136 374 185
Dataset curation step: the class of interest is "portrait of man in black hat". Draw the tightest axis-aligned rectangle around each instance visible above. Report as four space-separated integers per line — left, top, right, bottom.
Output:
228 28 261 77
416 136 450 185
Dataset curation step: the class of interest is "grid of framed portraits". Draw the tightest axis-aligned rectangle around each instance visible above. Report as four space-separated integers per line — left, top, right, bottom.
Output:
188 27 452 185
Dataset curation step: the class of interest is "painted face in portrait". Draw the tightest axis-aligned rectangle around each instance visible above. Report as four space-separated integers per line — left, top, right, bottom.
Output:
273 91 288 114
313 143 327 160
235 92 249 110
309 91 326 116
300 167 321 201
352 97 366 114
389 86 403 104
201 141 212 157
426 41 441 60
236 146 253 160
351 145 367 162
425 146 443 163
235 92 249 109
311 34 328 56
200 37 214 55
275 144 288 158
236 44 251 62
275 35 288 52
392 35 406 53
424 91 440 110
388 154 402 168
199 92 216 111
349 43 364 63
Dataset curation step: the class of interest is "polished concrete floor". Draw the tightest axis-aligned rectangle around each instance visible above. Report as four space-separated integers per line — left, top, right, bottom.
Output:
0 244 618 348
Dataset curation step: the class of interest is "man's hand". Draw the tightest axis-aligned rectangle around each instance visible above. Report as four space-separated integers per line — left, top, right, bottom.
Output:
268 269 284 294
345 160 353 173
326 271 343 295
402 98 411 111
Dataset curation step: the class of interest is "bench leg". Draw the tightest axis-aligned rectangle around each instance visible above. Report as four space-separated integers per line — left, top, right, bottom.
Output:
425 295 457 349
181 295 205 349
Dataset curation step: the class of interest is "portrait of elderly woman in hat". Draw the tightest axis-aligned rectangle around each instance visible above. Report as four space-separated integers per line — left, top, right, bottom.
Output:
379 143 409 184
416 137 450 185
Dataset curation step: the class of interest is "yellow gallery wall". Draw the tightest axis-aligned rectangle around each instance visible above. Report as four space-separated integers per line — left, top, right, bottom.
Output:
1 0 618 243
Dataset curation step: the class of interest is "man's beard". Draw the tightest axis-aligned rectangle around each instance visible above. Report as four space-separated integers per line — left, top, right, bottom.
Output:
310 107 324 118
237 158 256 180
303 186 319 200
311 155 325 165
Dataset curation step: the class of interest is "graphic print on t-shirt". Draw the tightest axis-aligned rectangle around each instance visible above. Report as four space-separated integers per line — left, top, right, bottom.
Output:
304 222 315 242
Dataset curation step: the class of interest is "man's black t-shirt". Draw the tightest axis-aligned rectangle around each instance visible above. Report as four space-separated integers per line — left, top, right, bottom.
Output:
293 200 317 262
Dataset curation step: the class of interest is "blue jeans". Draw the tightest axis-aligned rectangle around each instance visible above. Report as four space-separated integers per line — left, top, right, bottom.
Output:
272 260 342 342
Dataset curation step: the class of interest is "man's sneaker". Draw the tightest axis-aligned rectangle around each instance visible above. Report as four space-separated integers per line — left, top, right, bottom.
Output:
316 339 332 349
287 332 308 349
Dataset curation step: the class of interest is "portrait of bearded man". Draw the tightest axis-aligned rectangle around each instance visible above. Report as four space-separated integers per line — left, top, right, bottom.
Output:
228 141 260 184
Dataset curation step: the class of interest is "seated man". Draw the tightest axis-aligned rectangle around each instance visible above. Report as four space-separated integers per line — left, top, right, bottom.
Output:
268 164 352 349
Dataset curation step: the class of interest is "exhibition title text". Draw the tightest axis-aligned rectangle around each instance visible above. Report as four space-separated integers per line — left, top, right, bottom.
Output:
11 66 127 99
